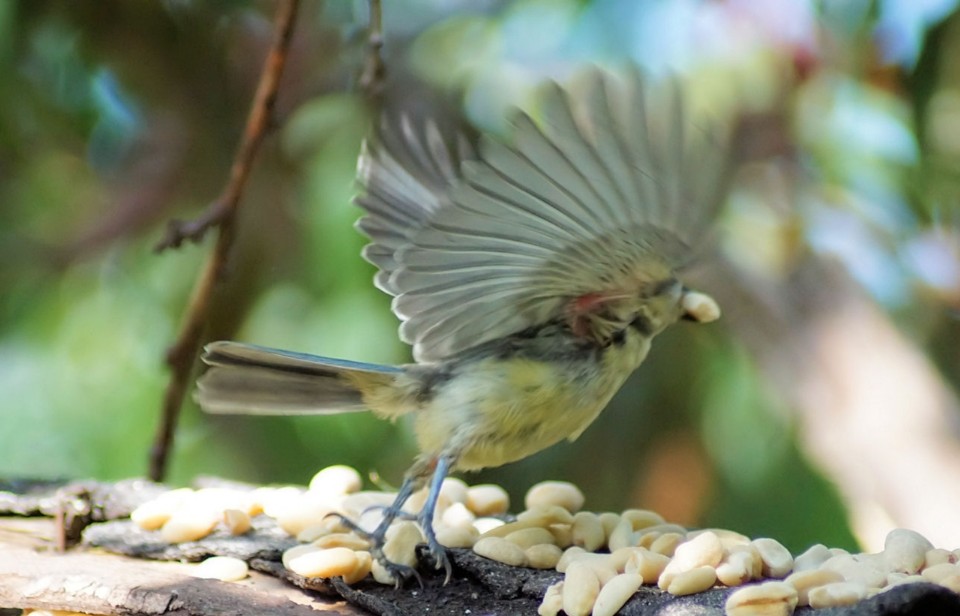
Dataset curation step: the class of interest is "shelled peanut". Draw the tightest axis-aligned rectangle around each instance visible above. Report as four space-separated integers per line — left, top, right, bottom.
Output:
127 466 960 615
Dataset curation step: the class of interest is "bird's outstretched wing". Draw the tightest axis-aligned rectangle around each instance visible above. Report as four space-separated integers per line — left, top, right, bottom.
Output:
356 115 476 293
356 67 728 362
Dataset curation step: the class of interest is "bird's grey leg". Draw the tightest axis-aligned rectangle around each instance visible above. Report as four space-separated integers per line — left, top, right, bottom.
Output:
329 471 423 584
329 454 456 585
417 454 454 582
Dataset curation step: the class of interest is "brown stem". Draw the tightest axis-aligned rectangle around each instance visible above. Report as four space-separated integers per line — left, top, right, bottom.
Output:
358 0 385 98
148 0 300 482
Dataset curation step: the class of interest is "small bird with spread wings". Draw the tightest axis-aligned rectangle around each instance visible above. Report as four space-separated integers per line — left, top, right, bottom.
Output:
196 66 727 582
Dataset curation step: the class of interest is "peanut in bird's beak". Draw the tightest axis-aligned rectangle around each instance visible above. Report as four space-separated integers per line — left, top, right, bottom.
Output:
681 290 721 323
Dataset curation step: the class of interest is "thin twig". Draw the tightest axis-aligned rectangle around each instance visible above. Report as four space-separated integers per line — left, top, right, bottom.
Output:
148 0 300 482
358 0 385 99
154 2 299 252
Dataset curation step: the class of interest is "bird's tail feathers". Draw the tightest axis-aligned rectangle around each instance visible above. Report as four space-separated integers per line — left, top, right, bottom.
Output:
196 341 402 416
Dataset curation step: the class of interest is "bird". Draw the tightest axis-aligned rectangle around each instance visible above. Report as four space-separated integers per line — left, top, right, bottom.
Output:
196 66 728 583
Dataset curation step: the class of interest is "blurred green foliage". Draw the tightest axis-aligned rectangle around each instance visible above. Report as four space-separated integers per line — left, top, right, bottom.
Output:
2 0 959 556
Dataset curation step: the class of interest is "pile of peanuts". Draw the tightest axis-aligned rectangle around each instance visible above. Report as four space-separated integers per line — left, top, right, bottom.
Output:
128 466 960 615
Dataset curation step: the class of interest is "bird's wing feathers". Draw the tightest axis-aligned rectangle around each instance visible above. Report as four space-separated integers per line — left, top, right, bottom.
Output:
356 68 727 361
356 115 476 293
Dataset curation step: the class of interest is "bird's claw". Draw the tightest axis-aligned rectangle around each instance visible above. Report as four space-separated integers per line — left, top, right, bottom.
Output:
323 511 375 540
326 511 433 586
322 458 456 585
361 503 418 521
424 543 453 583
418 513 453 583
369 544 423 588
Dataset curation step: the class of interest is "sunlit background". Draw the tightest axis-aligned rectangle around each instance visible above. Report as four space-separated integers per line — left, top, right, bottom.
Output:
2 0 959 557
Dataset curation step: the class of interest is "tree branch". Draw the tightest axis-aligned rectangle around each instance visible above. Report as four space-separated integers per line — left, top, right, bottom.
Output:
0 535 361 615
148 0 300 482
358 0 385 99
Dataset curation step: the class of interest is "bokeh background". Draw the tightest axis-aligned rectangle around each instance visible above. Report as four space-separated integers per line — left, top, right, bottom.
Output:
2 0 959 557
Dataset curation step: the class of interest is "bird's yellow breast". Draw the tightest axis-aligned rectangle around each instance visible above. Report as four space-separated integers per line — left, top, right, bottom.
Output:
413 330 652 471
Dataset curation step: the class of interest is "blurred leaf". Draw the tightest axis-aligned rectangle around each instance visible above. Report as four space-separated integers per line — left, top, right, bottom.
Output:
409 15 500 88
281 92 366 160
700 345 792 492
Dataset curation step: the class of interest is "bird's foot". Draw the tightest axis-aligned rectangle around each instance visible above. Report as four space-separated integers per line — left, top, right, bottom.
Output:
418 511 452 583
370 543 423 588
323 457 457 586
324 508 425 587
